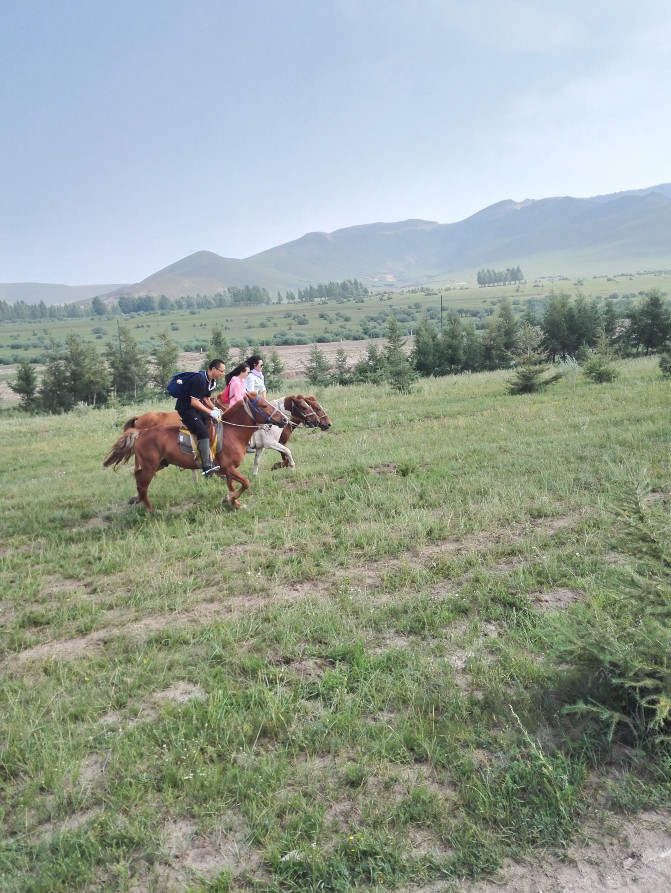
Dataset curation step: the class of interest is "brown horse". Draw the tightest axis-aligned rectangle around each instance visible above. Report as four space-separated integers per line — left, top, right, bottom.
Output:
271 394 332 469
122 395 318 432
105 395 288 511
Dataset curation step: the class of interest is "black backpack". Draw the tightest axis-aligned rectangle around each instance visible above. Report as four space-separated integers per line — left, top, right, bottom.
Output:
166 371 201 398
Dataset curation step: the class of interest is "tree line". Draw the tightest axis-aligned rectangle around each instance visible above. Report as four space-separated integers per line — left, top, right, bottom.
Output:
477 267 524 286
9 326 285 414
0 279 370 322
302 289 671 390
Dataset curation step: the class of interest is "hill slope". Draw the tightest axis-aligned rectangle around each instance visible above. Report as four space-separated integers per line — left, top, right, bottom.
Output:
5 183 671 302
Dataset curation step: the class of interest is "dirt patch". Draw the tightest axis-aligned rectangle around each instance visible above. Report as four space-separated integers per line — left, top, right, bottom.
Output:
531 587 584 611
29 807 101 844
99 682 206 729
140 812 261 890
77 753 108 790
371 462 399 474
462 809 671 893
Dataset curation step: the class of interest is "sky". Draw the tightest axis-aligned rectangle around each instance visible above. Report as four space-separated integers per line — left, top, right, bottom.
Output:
1 0 670 283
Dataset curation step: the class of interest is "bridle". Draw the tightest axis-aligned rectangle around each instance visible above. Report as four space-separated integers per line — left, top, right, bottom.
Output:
283 397 320 429
221 395 288 428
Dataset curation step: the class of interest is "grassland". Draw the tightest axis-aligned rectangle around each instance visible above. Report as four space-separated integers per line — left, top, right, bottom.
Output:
1 270 670 369
0 357 670 891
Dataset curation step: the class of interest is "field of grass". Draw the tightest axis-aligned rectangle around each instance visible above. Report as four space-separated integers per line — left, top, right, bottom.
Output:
1 357 670 891
1 271 670 368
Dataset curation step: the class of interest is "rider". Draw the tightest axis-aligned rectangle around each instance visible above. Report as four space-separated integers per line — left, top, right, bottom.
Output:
245 355 267 398
175 359 226 476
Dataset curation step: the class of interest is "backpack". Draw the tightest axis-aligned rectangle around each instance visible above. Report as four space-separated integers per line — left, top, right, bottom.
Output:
166 371 200 398
220 381 231 404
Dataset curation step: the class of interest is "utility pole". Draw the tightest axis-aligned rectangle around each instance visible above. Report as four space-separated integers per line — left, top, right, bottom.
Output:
440 292 443 332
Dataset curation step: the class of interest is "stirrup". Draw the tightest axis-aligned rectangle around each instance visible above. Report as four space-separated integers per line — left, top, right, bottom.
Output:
202 464 220 477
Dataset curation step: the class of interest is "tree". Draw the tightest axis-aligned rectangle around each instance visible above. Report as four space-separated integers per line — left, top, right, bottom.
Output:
105 324 148 400
411 317 438 375
9 360 37 410
331 348 352 385
39 350 73 413
437 312 465 374
62 334 109 405
384 316 415 393
91 296 107 316
631 290 671 353
208 326 230 367
265 350 285 392
304 345 331 387
482 299 518 369
507 323 562 394
151 331 179 390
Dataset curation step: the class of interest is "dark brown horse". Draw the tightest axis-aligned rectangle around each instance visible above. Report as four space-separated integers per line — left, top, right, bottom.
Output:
105 395 288 511
270 394 332 469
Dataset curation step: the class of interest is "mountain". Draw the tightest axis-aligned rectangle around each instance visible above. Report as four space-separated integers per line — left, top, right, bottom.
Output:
5 183 671 303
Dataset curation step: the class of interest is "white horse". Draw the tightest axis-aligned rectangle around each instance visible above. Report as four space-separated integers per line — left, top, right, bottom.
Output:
248 396 319 475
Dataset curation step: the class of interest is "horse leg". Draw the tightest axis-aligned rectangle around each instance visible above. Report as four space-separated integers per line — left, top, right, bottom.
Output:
224 468 249 509
251 446 263 475
134 457 157 511
270 443 295 470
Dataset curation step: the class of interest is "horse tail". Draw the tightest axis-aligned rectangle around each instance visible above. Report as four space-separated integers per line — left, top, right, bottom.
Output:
103 430 140 468
122 416 137 431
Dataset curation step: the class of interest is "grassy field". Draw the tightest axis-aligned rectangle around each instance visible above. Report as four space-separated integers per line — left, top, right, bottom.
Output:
0 358 670 891
1 270 670 368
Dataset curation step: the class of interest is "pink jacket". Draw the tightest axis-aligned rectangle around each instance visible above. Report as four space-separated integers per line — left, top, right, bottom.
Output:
226 376 247 405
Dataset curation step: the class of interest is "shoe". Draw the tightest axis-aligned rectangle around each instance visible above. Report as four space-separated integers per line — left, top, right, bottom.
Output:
246 446 255 454
202 464 221 477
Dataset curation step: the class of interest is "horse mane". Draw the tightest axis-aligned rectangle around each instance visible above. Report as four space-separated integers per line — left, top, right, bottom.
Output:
123 416 137 431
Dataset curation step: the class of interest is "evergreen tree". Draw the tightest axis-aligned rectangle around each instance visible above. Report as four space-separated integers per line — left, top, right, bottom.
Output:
507 323 562 394
304 345 331 387
265 350 285 392
437 311 465 373
39 352 73 413
63 334 109 405
151 331 179 390
91 296 107 316
482 299 518 369
353 344 386 384
631 290 671 352
208 326 231 366
9 360 37 411
331 348 352 385
411 317 438 375
105 324 148 401
542 292 573 359
383 316 415 393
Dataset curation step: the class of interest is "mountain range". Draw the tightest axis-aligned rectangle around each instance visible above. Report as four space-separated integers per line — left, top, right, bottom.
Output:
4 183 671 304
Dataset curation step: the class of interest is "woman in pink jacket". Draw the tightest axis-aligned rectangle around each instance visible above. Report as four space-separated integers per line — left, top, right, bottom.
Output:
218 362 250 408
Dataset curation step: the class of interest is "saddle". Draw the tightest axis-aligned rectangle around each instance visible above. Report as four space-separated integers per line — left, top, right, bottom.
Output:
177 422 222 465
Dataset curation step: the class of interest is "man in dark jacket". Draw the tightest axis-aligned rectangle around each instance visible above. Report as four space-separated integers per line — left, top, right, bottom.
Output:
175 359 226 476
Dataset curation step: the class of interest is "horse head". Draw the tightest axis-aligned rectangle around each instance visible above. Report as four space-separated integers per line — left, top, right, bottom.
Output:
286 395 320 428
243 394 290 427
305 395 332 430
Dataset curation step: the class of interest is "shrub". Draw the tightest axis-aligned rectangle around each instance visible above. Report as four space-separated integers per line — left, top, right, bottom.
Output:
582 353 619 383
659 348 671 377
548 480 671 745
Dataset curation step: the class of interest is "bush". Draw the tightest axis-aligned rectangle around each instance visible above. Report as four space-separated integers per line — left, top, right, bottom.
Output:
581 353 618 383
548 481 671 745
659 349 671 377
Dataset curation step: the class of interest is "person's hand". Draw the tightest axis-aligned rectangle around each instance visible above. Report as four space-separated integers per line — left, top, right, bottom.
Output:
210 407 222 421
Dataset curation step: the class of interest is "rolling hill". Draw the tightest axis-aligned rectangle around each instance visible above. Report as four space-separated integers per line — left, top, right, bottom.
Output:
5 183 671 303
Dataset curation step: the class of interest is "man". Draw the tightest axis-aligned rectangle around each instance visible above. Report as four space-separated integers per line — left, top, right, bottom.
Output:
175 359 226 476
245 355 267 397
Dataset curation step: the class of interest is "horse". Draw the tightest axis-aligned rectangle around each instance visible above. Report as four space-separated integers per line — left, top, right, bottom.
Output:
122 394 319 433
249 396 320 474
104 395 288 511
268 394 333 471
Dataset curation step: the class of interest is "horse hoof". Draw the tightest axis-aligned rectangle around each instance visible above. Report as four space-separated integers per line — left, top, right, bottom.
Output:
128 496 139 505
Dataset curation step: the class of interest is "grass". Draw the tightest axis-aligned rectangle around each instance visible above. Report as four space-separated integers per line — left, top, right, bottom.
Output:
0 356 670 891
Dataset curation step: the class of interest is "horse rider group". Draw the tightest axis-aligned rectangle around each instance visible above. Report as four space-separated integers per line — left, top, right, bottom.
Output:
174 356 267 477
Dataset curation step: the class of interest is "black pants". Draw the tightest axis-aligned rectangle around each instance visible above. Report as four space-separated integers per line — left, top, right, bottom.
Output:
179 407 210 440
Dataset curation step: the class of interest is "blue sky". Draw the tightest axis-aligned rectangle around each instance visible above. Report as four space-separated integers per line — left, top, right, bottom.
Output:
2 0 669 283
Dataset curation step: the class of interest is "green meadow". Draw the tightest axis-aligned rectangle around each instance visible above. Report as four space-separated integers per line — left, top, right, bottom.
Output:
1 270 670 367
1 357 670 891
